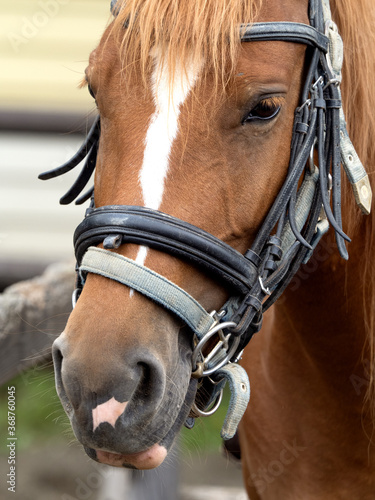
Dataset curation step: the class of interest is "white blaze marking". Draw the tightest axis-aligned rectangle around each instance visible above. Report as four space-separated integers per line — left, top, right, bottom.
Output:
135 50 203 267
92 397 128 432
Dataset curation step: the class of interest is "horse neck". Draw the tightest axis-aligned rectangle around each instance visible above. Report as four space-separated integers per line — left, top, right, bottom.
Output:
273 216 373 387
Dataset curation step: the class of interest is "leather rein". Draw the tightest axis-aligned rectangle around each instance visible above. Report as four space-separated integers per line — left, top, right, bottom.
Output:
40 0 371 437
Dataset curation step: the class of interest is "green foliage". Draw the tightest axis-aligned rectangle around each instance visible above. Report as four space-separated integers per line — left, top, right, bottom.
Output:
0 365 68 453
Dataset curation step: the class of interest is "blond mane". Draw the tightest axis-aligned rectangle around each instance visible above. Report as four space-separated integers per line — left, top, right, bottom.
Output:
111 0 262 86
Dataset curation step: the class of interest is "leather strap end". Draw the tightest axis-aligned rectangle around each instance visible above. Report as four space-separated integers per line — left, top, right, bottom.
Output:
351 175 372 215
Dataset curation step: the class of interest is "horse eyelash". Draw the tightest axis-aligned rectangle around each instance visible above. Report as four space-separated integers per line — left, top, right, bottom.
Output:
256 96 284 112
242 96 284 124
79 77 96 100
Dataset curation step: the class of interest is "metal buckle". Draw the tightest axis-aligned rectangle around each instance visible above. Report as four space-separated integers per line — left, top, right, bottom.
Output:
323 78 340 91
312 75 324 90
296 98 311 113
191 311 238 379
309 137 318 174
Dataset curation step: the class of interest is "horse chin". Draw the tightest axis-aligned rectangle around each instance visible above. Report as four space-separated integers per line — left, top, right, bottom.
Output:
77 377 198 469
82 405 183 469
88 443 168 469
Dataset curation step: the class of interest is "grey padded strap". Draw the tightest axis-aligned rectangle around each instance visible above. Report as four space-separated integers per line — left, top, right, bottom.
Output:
215 363 250 440
80 247 216 337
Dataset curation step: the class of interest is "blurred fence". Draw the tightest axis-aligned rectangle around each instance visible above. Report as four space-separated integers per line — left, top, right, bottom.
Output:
1 0 109 287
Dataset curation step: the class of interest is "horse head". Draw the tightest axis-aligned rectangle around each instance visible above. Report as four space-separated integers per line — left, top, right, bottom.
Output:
42 0 371 471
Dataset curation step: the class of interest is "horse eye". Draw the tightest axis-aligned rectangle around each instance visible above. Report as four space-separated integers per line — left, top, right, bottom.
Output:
243 98 281 123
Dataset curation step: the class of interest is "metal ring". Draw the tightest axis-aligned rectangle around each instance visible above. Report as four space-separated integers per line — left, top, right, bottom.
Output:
200 337 241 377
191 389 223 417
191 321 238 378
191 321 237 370
208 375 225 385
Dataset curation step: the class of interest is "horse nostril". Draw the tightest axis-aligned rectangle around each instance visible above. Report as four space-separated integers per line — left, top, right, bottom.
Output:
52 339 74 418
133 358 166 404
137 362 152 395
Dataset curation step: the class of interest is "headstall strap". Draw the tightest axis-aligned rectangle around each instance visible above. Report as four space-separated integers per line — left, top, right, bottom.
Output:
40 0 372 437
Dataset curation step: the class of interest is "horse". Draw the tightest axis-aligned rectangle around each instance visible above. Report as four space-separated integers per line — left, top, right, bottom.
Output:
39 0 375 497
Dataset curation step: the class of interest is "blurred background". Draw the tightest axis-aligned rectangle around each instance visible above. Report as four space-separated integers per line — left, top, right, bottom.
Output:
0 1 245 498
1 0 109 288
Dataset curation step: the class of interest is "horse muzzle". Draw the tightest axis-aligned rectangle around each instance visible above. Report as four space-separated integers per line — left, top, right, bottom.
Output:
52 322 196 468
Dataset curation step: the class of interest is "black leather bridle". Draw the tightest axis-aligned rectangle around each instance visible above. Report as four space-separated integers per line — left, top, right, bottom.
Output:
40 0 370 413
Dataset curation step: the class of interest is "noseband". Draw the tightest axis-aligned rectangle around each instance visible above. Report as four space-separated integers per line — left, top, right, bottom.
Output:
40 0 371 438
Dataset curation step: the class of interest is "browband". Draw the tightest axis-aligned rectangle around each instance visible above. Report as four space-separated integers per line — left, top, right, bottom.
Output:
241 22 329 52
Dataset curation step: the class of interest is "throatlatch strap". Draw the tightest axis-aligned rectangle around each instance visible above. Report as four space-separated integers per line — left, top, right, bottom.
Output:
80 247 216 338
